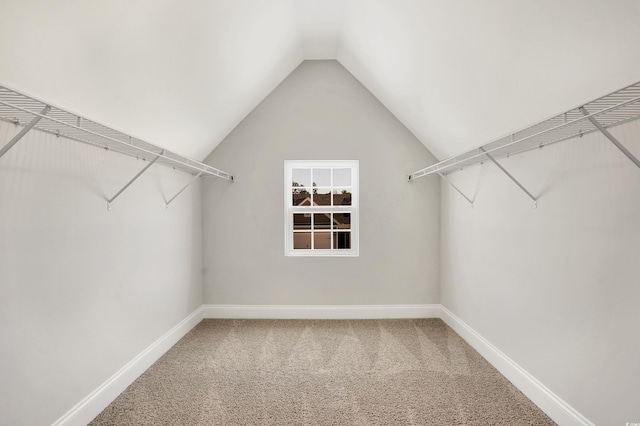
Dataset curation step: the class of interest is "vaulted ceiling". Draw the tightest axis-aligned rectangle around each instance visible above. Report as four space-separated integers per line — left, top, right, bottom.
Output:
1 0 640 161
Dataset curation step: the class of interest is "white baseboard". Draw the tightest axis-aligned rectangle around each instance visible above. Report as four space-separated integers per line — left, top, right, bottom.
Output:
52 303 592 426
52 306 204 426
202 304 440 319
439 306 594 426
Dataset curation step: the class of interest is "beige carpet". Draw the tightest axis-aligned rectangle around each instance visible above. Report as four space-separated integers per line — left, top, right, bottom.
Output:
91 319 556 425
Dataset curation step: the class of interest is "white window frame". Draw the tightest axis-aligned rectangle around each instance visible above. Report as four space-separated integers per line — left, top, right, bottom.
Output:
284 160 359 257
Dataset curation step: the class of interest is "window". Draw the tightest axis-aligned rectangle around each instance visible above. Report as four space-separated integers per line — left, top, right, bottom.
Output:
285 160 359 256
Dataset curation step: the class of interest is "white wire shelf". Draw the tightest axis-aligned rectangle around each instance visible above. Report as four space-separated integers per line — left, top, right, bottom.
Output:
409 80 640 180
0 84 233 181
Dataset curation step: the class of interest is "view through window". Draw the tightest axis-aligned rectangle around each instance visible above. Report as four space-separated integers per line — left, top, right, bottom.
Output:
285 160 359 256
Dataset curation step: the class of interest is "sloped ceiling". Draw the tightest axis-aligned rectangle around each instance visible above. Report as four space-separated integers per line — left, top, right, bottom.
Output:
1 0 640 161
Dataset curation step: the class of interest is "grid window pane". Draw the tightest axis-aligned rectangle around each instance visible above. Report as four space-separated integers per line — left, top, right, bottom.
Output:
314 232 331 249
293 190 311 206
292 168 311 188
313 168 331 187
313 188 331 206
333 189 351 206
313 213 332 230
333 168 351 186
333 213 351 230
286 160 357 256
294 232 311 249
293 214 311 230
333 232 351 249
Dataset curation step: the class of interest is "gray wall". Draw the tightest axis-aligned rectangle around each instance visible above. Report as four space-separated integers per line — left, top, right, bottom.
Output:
440 118 640 425
0 121 203 426
202 60 440 305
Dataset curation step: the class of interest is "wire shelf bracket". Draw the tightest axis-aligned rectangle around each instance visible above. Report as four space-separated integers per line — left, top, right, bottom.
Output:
438 172 474 206
480 147 537 208
0 84 234 208
106 150 163 210
166 171 203 208
579 106 640 169
409 80 640 205
0 105 51 158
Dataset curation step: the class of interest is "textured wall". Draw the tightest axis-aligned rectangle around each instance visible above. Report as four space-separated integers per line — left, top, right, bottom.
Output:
0 121 204 426
202 60 439 305
440 118 640 425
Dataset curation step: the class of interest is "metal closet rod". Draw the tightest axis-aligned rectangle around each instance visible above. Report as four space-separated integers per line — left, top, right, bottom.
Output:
0 84 234 182
408 80 640 181
408 80 640 208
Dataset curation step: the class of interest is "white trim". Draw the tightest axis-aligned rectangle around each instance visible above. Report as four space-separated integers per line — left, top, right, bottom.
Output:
284 160 359 257
51 307 204 426
202 304 439 319
439 306 595 426
52 304 594 426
